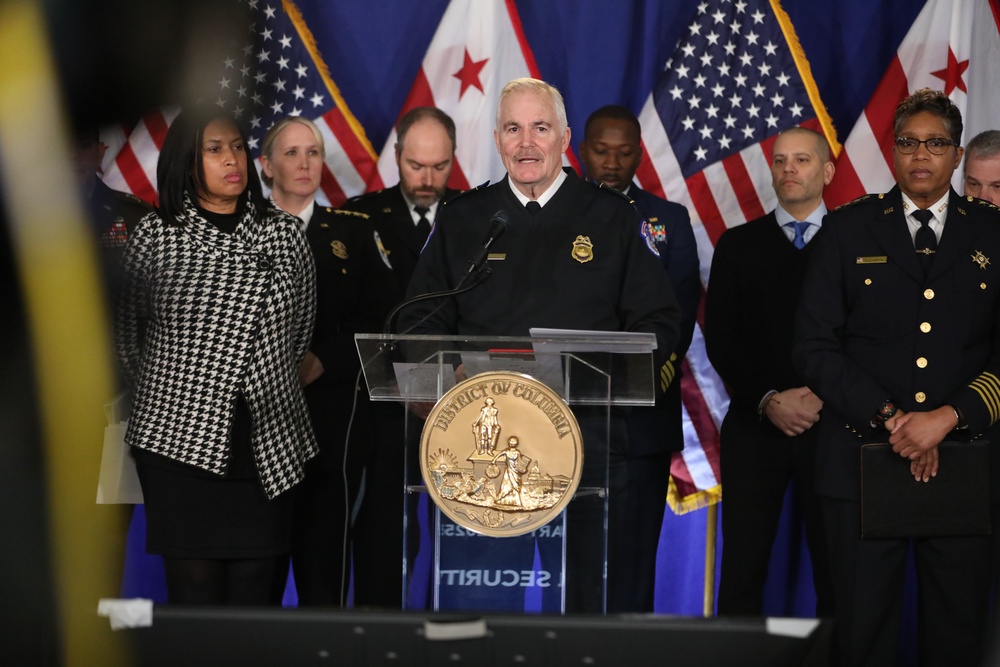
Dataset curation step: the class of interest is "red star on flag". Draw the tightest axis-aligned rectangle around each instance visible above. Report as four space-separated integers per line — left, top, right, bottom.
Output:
452 49 489 98
931 47 970 95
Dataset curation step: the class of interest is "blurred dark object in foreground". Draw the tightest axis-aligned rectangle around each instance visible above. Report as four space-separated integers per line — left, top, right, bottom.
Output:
1 3 251 663
0 190 59 666
42 0 248 134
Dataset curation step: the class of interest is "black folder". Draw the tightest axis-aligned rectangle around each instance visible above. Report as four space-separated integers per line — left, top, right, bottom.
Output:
860 440 991 539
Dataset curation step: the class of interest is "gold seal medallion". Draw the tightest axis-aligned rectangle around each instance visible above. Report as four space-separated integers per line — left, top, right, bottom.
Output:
420 371 584 537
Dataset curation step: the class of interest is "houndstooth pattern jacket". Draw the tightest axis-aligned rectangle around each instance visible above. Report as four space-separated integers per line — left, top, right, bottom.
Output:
115 195 318 499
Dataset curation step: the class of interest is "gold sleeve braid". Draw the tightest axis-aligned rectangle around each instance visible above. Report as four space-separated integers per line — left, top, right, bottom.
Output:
969 371 1000 425
660 353 678 393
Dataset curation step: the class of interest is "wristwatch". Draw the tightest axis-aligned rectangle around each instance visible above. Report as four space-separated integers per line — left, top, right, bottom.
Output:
870 400 898 429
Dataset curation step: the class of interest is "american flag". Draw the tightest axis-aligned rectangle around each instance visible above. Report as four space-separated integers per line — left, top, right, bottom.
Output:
100 0 380 208
635 0 840 512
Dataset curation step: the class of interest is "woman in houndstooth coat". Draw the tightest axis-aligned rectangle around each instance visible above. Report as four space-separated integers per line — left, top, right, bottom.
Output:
115 109 317 605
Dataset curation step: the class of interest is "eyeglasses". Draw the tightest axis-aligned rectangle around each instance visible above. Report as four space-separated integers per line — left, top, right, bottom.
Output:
894 137 957 155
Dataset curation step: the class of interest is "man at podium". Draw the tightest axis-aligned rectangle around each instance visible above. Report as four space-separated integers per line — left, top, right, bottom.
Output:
401 77 680 612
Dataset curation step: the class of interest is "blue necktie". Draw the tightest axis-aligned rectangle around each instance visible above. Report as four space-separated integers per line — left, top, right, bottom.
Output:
787 221 810 249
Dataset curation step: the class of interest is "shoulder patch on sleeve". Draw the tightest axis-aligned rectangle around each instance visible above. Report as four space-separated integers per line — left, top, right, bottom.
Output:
373 230 393 269
640 220 661 258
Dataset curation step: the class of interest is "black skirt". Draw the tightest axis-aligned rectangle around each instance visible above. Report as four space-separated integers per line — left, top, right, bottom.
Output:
132 398 294 559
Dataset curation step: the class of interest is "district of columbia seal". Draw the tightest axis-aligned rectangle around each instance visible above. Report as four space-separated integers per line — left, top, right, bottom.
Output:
420 371 584 537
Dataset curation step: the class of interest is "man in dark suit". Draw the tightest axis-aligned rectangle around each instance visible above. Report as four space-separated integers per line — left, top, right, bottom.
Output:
793 88 1000 666
579 105 701 613
341 106 461 303
705 126 835 618
339 106 459 608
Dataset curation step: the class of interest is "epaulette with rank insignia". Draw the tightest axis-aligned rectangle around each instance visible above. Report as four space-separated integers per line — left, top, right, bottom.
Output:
440 180 490 207
832 193 875 212
595 181 638 207
965 195 1000 213
331 208 369 220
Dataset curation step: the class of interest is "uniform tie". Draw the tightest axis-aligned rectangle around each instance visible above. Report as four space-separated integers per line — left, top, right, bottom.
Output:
525 201 541 215
913 208 936 273
786 221 811 249
414 206 431 246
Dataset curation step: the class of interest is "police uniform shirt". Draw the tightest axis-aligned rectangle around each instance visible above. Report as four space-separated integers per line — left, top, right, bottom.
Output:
401 169 680 365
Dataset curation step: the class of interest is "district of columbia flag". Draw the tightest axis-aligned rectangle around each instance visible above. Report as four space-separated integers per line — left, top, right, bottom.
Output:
372 0 578 193
100 0 380 208
635 0 839 513
826 0 1000 206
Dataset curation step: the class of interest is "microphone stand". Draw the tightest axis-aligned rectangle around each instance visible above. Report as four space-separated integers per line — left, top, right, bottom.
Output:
380 262 492 342
380 207 508 350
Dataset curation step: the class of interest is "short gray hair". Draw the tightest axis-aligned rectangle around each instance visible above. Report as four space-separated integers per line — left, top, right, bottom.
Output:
496 78 568 134
965 129 1000 174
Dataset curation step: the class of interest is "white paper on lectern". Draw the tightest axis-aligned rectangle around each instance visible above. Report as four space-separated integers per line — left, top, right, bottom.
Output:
394 354 564 397
393 362 459 400
459 351 564 391
528 327 658 353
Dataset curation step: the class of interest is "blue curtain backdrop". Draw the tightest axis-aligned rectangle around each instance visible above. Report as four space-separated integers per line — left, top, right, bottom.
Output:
120 0 928 627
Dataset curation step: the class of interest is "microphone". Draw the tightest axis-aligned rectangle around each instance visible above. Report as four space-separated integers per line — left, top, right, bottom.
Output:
382 209 511 335
462 209 511 281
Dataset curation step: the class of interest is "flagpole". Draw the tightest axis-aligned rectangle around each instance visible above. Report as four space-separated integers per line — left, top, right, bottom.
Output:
703 502 718 617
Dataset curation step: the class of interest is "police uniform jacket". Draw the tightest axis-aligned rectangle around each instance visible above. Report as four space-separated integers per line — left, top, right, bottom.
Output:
340 184 460 300
91 178 152 251
628 185 700 455
90 179 153 296
305 204 397 388
116 195 318 499
401 171 681 370
793 186 1000 500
